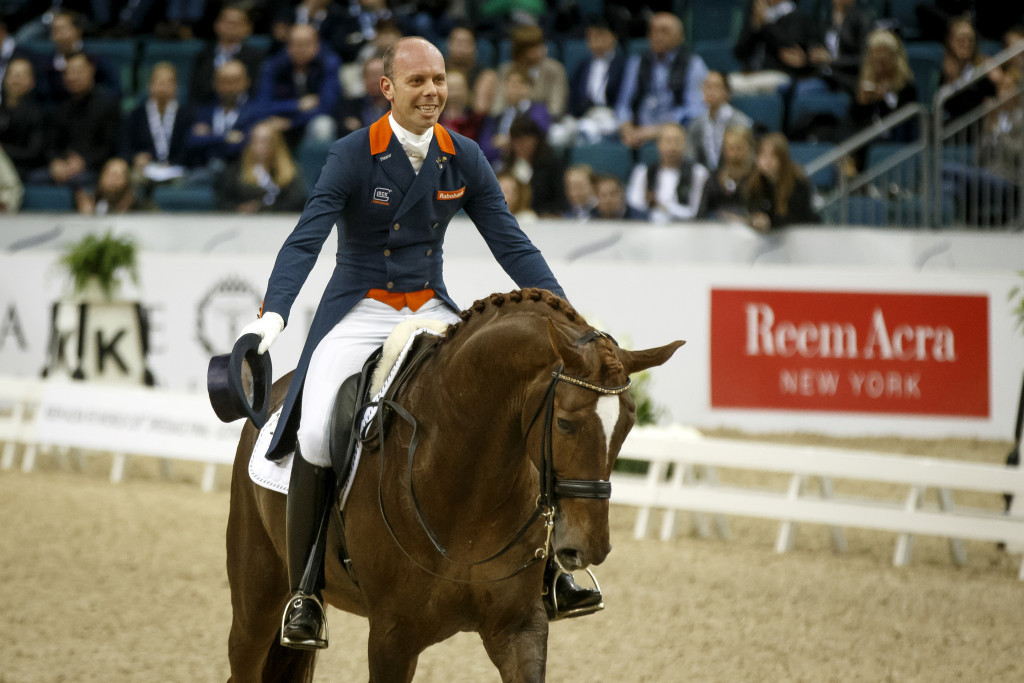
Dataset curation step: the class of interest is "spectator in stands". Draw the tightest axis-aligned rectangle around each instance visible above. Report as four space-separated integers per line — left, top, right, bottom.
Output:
316 0 395 64
122 62 193 187
687 71 753 172
0 57 46 179
567 18 626 120
497 115 566 217
10 0 107 42
698 124 756 222
813 0 873 97
615 12 708 149
157 0 211 40
479 66 551 163
494 24 568 120
189 3 265 106
42 10 120 103
35 52 120 188
973 63 1022 224
399 1 452 46
989 25 1024 95
850 30 917 142
0 18 33 94
334 54 389 138
732 0 822 96
915 0 974 44
218 121 306 213
562 164 596 220
187 59 260 174
253 23 342 149
272 0 342 55
743 132 820 231
444 23 499 115
74 156 152 215
437 69 484 141
626 122 709 223
496 168 538 224
592 173 648 221
939 16 998 123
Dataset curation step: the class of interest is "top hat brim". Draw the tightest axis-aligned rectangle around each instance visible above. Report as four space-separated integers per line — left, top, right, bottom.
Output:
208 333 272 429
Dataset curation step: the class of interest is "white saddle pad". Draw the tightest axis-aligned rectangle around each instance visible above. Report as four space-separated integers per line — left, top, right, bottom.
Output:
248 324 448 508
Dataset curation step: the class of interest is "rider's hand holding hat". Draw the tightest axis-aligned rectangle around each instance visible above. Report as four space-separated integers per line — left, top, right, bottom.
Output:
239 312 285 354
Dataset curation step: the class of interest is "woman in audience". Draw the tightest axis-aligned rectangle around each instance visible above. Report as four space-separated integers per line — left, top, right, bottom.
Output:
562 164 597 221
0 57 45 180
698 125 756 222
743 132 820 231
75 157 153 215
939 16 998 123
122 62 193 189
438 70 485 141
444 23 500 115
218 122 306 213
493 24 568 119
850 30 918 142
495 115 566 217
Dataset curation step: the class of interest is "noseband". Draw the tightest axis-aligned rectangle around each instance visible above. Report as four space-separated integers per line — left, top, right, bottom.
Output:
372 329 629 582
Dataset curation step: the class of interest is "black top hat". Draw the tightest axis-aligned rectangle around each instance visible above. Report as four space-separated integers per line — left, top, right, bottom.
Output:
207 333 272 428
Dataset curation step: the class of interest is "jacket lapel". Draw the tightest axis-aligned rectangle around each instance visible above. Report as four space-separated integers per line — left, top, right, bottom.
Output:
393 124 457 217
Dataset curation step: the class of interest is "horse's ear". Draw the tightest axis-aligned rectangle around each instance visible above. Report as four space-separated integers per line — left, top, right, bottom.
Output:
618 340 686 375
546 319 588 368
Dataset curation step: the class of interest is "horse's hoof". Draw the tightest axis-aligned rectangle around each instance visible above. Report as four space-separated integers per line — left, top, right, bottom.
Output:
544 570 604 621
280 594 329 650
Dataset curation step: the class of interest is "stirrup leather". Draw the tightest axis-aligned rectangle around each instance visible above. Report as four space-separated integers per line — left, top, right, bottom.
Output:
279 592 329 650
544 562 605 621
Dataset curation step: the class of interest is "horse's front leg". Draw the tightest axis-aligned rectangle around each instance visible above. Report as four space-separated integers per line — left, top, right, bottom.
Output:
366 618 422 683
479 603 549 683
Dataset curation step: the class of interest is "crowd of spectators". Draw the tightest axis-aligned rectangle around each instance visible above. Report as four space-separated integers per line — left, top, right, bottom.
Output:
0 0 1021 227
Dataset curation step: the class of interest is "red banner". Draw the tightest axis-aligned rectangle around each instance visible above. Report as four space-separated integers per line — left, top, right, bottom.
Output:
710 289 989 416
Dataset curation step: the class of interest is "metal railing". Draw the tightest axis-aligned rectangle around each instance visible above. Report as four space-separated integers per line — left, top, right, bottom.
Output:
802 40 1024 230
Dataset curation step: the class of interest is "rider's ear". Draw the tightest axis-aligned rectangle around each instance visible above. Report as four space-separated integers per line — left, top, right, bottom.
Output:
545 319 587 370
617 340 686 376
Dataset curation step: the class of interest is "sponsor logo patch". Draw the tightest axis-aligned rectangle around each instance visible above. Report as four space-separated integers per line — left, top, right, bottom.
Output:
436 186 466 201
372 187 392 205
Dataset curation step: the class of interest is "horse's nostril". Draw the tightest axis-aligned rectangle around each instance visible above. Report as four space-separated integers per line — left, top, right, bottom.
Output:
557 549 583 571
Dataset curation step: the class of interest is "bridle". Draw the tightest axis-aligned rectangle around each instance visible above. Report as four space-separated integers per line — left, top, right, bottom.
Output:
369 330 630 583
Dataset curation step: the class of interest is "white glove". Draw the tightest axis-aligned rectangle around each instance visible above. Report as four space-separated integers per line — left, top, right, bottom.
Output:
238 312 284 354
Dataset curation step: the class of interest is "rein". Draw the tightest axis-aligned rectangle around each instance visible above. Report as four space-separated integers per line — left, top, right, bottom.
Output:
367 329 630 584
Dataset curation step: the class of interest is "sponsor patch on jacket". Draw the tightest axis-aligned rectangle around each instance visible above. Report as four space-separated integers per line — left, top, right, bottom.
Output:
436 186 466 201
372 187 392 205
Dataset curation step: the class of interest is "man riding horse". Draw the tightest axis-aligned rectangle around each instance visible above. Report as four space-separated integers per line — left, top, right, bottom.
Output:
237 36 602 651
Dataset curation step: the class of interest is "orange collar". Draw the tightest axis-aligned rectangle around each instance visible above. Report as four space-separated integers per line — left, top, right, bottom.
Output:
369 113 455 156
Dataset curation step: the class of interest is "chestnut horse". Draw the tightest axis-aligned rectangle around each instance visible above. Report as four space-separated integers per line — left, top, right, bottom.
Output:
225 289 683 681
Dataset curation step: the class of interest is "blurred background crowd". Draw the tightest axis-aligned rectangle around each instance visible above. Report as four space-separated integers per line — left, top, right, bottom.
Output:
0 0 1021 229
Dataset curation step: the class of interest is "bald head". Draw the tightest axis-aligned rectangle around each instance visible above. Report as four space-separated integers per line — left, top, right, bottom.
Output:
382 37 444 81
649 12 684 55
287 24 321 67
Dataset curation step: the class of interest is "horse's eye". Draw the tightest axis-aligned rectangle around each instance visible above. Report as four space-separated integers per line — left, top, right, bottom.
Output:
556 418 575 434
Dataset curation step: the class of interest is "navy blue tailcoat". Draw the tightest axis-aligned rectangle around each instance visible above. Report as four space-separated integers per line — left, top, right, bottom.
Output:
262 114 564 458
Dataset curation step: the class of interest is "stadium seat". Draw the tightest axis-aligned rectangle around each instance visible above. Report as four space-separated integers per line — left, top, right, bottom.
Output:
885 0 922 40
687 0 743 43
569 140 634 183
694 39 742 74
627 38 649 57
20 184 74 212
731 92 784 132
298 137 333 193
82 38 138 111
788 141 837 189
788 91 851 132
152 184 216 212
637 141 659 167
560 38 591 79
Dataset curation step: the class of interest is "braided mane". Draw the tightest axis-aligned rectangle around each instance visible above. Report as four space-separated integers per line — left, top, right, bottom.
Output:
442 288 626 382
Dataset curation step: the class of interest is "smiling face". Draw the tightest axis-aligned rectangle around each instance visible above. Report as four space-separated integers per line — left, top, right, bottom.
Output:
381 38 448 134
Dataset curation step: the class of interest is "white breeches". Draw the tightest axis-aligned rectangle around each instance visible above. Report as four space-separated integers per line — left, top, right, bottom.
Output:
296 297 460 466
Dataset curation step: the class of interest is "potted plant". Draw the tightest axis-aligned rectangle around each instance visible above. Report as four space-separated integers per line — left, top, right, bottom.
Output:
59 230 139 301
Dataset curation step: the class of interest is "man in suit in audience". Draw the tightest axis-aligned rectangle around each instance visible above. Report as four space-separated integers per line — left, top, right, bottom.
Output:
189 3 265 106
615 12 708 149
333 54 389 137
567 18 626 119
37 52 120 187
591 173 649 220
252 23 342 149
187 59 260 172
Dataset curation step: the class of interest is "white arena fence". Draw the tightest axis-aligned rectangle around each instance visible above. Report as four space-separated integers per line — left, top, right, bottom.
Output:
613 426 1024 579
3 377 1023 578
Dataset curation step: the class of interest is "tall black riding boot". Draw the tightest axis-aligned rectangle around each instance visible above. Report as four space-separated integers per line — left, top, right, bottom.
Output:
280 451 336 650
542 557 604 620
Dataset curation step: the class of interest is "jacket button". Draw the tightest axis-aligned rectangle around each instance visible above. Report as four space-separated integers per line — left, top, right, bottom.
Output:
386 281 394 289
424 281 430 287
425 249 432 256
432 222 439 229
384 249 391 256
393 222 400 230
